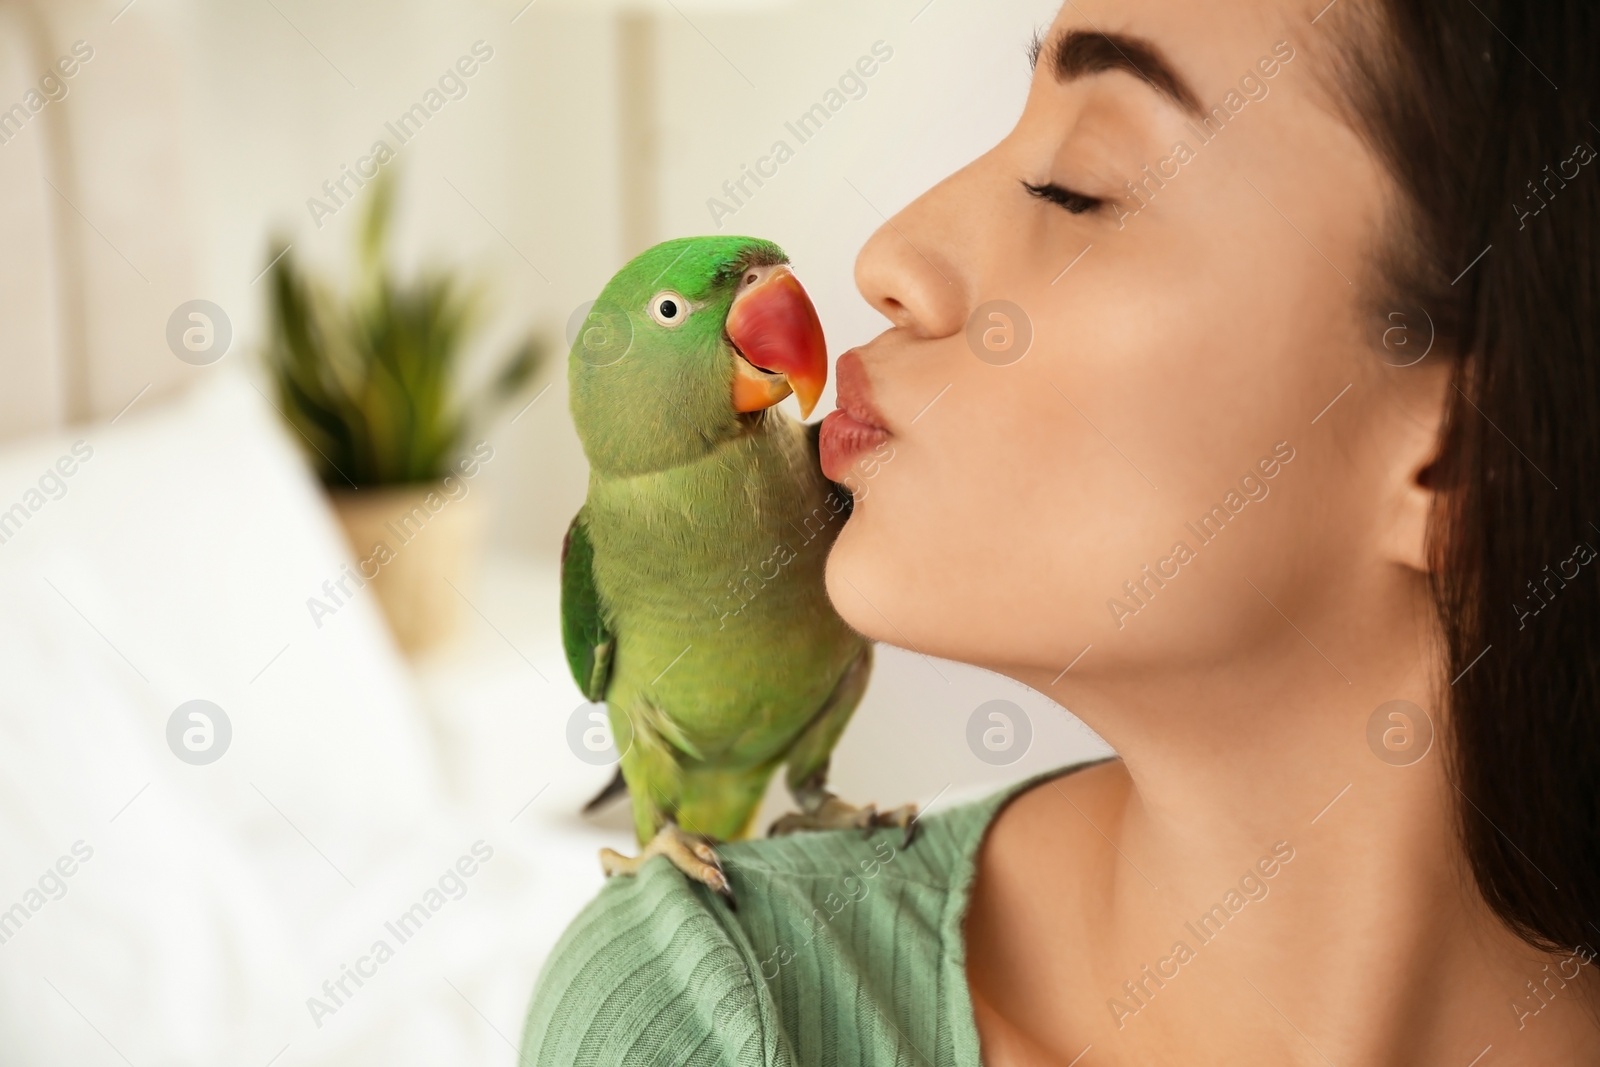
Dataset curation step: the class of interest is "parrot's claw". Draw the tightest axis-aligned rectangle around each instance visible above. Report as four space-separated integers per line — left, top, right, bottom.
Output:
767 792 920 847
599 822 737 909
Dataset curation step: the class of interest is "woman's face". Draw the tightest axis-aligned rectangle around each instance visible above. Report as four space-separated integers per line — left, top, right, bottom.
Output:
826 0 1446 699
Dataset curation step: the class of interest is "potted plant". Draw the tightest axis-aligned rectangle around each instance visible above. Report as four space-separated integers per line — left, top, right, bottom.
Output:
262 170 545 653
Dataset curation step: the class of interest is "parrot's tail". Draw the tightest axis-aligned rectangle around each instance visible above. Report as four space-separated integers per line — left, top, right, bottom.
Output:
581 768 629 815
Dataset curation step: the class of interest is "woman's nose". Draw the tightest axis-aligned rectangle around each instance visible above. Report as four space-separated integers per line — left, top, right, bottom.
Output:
852 172 973 341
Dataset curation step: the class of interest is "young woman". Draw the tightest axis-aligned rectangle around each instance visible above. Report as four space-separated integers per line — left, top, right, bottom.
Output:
523 0 1600 1062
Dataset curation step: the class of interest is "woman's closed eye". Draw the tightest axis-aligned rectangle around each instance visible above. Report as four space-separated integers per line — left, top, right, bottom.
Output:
1021 179 1104 215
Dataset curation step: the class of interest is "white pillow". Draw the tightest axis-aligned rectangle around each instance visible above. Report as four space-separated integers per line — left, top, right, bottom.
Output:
0 370 552 1065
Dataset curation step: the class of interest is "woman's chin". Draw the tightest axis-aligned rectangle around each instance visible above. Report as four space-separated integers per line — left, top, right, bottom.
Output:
823 520 888 641
823 521 966 660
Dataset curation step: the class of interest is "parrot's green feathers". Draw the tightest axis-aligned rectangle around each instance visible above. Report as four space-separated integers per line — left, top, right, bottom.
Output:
562 234 870 847
599 235 786 304
560 513 613 703
569 235 789 478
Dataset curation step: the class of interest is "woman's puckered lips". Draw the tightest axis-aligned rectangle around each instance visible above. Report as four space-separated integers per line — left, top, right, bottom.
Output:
818 348 892 482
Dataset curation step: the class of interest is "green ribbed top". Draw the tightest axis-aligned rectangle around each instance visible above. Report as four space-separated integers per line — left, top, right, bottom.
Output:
519 762 1100 1066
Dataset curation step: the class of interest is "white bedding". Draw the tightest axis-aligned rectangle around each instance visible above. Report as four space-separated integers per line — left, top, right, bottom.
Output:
0 371 612 1066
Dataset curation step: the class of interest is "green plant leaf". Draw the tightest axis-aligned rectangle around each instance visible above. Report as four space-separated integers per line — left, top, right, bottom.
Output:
260 171 548 487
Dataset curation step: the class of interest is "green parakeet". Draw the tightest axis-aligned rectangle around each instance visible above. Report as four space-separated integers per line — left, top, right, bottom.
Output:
561 235 915 904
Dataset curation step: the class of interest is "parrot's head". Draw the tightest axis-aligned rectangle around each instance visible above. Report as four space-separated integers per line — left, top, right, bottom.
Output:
569 235 828 477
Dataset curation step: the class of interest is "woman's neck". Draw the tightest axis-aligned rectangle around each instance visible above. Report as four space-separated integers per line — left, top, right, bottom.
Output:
970 605 1600 1064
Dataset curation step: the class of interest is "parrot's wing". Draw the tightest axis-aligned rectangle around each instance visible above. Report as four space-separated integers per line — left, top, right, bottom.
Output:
561 511 614 702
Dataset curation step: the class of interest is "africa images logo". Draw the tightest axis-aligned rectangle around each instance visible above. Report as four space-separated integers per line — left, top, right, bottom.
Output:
305 41 495 230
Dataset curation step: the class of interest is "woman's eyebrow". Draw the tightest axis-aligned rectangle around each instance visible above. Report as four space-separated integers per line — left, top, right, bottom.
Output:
1030 27 1205 118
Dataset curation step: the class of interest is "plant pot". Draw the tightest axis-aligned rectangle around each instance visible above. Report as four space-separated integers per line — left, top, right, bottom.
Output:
326 482 486 655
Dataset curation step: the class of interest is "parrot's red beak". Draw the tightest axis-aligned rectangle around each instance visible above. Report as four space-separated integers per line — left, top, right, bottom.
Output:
726 265 827 420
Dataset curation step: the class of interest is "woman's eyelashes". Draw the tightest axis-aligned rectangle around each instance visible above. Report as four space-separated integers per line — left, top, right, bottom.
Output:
1021 179 1104 215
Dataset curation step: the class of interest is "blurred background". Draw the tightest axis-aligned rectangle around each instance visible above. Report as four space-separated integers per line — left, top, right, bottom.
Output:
0 0 1109 1063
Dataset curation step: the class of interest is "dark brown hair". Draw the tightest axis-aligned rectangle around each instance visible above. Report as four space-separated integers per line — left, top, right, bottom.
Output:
1330 1 1599 954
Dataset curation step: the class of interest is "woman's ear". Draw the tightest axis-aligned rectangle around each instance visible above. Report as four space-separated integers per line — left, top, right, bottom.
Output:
1378 358 1454 574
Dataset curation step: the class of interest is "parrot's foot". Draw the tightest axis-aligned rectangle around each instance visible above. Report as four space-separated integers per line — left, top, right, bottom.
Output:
599 822 736 908
767 790 920 847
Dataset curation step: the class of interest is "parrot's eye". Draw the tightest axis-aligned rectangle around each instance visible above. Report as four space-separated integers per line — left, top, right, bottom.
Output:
647 290 690 328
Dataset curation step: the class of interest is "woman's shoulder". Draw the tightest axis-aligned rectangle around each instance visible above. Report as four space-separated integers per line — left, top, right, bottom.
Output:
518 838 779 1067
517 782 1024 1067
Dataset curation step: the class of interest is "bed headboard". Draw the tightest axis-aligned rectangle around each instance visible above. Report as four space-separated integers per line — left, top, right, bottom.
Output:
0 0 200 440
0 1 71 436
